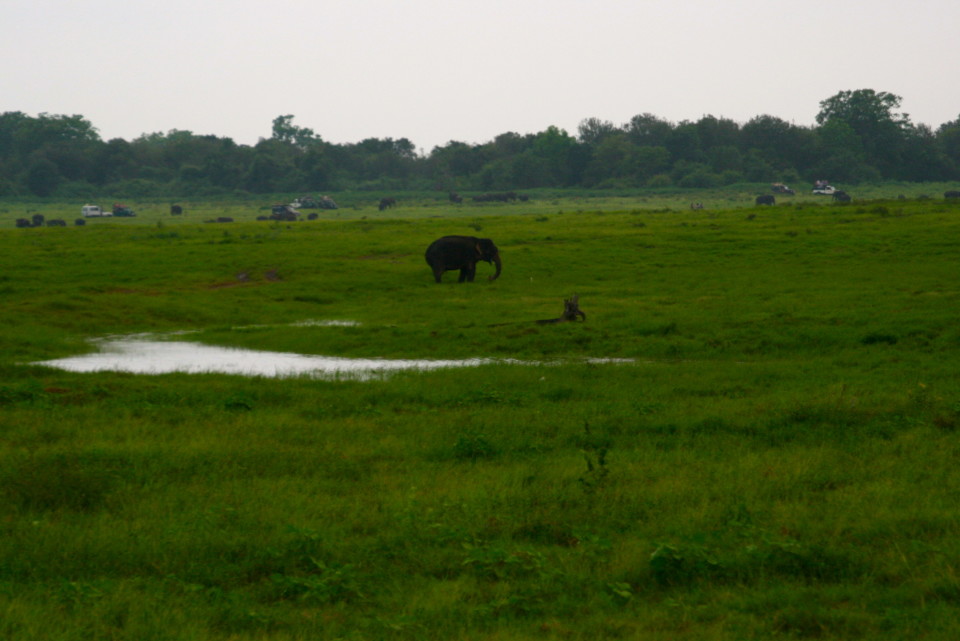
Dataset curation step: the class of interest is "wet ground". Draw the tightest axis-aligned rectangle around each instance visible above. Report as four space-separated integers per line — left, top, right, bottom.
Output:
34 338 507 380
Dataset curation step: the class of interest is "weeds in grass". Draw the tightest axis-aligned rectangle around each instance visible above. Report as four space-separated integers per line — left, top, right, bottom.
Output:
649 531 862 587
578 422 610 494
270 558 365 604
2 452 124 512
452 432 496 461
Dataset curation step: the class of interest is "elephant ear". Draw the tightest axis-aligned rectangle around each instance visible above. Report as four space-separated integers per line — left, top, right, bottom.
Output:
475 242 483 257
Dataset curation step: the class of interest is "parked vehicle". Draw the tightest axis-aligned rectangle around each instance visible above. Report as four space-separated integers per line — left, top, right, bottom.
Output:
271 204 300 221
111 203 136 216
81 203 136 217
291 195 338 210
81 204 111 217
771 183 795 195
812 180 837 195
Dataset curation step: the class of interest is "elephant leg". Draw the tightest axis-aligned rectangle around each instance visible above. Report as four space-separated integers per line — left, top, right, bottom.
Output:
458 268 469 282
432 266 444 283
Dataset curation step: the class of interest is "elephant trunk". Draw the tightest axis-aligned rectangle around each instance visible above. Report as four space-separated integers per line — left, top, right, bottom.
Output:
489 253 502 281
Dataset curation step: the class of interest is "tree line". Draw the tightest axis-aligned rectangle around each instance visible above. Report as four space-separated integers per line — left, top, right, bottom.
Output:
2 90 959 198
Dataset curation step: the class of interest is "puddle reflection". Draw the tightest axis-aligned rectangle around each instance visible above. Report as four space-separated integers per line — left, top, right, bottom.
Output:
34 339 509 379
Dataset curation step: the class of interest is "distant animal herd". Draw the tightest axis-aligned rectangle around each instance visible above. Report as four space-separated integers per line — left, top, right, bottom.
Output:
12 189 960 231
15 214 75 228
10 189 960 286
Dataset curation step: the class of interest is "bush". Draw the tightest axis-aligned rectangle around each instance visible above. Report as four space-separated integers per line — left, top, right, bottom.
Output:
679 169 721 188
720 170 744 185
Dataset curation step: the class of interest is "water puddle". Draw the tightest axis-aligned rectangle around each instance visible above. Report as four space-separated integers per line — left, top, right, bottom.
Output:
32 319 633 379
33 338 512 380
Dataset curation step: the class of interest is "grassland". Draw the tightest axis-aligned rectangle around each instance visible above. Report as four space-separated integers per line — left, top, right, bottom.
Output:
1 191 960 639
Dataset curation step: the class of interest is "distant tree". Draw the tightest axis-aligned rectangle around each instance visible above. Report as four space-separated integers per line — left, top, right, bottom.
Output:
741 149 777 182
632 146 671 182
583 134 635 186
669 160 715 188
816 89 910 131
898 124 950 181
577 117 620 146
477 157 515 191
816 89 911 176
15 113 100 151
0 111 31 159
813 118 883 182
271 115 320 149
351 137 418 182
299 146 334 190
695 115 740 151
2 94 955 196
531 126 582 185
665 122 705 163
708 145 743 174
0 113 100 189
25 158 61 196
936 116 960 175
624 113 673 147
741 115 816 176
429 140 483 177
202 138 249 190
741 114 794 152
508 151 553 188
245 139 300 192
483 132 533 161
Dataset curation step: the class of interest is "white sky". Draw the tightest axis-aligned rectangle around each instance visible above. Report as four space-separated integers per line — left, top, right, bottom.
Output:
3 0 958 153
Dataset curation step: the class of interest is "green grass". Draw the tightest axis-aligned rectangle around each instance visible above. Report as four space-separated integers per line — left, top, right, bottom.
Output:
1 193 960 639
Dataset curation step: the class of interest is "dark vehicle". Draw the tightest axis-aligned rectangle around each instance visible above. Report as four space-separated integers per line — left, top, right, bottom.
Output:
292 195 338 210
271 204 299 221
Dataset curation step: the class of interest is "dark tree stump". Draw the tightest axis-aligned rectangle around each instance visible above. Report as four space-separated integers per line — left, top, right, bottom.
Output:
536 295 586 324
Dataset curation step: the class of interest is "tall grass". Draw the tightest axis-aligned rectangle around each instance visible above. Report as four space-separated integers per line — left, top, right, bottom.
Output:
1 195 959 639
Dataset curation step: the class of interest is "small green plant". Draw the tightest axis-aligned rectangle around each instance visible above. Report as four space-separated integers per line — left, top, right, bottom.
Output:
223 392 254 411
649 542 725 586
578 422 610 493
453 432 498 461
2 453 121 512
462 542 556 585
861 332 898 345
270 558 364 604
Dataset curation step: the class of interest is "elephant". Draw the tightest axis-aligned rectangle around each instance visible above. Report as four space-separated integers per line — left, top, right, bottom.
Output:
755 194 775 206
945 191 960 199
833 190 851 202
425 235 501 283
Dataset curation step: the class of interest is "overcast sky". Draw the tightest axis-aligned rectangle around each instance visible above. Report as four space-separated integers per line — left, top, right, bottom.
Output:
4 0 958 153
